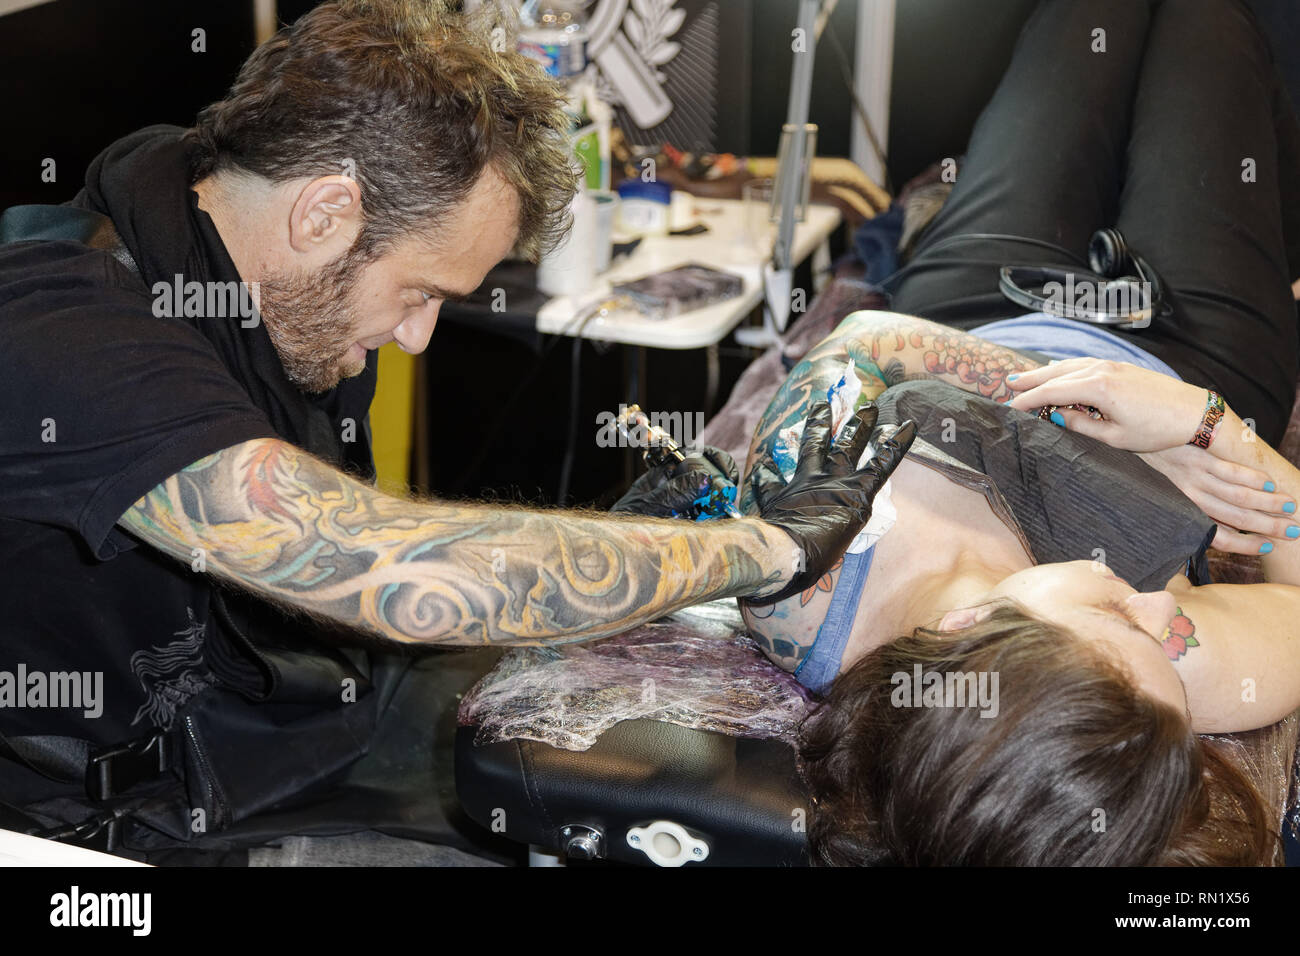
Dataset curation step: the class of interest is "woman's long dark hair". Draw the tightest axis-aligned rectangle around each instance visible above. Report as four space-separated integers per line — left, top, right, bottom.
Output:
798 602 1276 866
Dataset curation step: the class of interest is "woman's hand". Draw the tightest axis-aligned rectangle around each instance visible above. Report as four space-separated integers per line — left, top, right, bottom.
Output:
1003 357 1207 451
1138 444 1297 555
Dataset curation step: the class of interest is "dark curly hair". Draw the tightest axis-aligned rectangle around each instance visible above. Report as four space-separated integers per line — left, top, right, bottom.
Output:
183 0 579 262
798 601 1276 866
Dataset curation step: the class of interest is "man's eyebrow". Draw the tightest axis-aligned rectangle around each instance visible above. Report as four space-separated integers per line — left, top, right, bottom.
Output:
421 281 475 302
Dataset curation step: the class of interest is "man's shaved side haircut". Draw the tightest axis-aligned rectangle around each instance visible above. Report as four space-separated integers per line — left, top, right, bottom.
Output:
185 0 579 262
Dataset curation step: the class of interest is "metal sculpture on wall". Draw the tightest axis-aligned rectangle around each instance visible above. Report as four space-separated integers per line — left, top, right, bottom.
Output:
481 0 724 151
584 0 681 130
596 0 721 152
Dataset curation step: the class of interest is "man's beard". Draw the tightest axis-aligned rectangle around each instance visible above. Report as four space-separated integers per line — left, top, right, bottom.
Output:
255 249 369 395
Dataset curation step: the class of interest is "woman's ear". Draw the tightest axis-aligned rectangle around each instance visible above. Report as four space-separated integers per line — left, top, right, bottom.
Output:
938 603 998 632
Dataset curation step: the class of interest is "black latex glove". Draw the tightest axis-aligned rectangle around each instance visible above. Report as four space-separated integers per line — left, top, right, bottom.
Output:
745 400 916 605
610 445 739 518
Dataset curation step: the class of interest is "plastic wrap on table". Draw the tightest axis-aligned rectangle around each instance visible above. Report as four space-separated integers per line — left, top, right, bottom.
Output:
457 600 814 752
1199 710 1300 864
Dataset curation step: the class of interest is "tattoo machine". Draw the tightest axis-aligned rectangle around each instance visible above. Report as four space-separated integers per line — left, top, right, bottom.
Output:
615 404 743 520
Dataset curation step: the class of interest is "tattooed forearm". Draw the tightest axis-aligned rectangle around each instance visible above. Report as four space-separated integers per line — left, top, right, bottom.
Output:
119 439 794 647
739 310 1043 511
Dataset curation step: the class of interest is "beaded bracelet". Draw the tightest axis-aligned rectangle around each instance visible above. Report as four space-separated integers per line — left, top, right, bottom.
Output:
1037 403 1103 422
1188 390 1226 449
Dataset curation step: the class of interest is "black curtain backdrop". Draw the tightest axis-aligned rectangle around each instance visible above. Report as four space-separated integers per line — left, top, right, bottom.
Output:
0 0 255 212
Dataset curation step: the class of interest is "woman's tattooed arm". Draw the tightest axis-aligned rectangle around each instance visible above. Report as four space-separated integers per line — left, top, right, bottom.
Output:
118 438 796 647
826 310 1044 402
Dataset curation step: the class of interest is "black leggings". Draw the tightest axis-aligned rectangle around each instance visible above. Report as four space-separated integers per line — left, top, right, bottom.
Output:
882 0 1300 446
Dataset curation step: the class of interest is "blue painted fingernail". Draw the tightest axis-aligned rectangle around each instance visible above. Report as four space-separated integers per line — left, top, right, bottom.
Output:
1050 411 1065 427
1007 373 1019 381
1260 541 1274 554
1287 526 1300 539
1284 501 1296 514
1264 481 1276 492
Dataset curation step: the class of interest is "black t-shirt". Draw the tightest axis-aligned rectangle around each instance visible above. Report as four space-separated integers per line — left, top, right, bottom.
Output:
0 126 380 771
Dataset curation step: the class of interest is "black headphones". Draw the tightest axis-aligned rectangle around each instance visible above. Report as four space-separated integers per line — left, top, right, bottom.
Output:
998 228 1169 330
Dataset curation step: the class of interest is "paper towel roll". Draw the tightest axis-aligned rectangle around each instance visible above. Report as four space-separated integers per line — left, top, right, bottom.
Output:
537 190 598 298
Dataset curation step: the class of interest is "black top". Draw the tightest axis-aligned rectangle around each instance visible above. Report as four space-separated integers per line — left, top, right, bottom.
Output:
872 380 1218 592
0 126 380 770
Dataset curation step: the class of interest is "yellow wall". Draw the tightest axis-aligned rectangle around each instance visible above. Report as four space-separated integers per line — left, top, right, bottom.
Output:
368 341 416 497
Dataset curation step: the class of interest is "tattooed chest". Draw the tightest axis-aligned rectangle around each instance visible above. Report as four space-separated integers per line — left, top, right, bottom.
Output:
740 459 1031 673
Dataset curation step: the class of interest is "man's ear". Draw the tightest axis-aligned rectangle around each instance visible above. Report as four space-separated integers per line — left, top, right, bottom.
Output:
937 603 998 632
288 176 362 252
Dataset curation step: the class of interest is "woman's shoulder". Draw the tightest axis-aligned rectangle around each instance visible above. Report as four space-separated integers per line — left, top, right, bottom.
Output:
739 564 842 673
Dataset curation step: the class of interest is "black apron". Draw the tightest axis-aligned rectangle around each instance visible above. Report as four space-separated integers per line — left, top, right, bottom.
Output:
871 379 1217 590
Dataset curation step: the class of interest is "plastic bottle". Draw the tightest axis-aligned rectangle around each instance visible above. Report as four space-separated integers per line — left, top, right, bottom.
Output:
517 1 589 80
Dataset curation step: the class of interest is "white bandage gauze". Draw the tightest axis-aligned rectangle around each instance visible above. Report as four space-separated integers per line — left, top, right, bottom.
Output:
847 446 897 555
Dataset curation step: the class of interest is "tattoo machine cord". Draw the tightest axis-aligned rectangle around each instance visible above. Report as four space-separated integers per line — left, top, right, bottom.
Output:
457 294 629 498
824 21 893 196
556 297 631 504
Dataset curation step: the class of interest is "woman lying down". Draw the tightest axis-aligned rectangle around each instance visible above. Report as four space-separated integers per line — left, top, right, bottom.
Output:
724 308 1300 866
610 0 1300 864
680 0 1300 866
610 304 1298 865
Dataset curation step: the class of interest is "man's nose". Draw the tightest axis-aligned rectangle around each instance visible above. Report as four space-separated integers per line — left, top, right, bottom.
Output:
392 303 439 354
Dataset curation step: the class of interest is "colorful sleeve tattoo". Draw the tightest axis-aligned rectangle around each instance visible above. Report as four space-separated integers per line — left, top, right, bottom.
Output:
118 438 792 648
